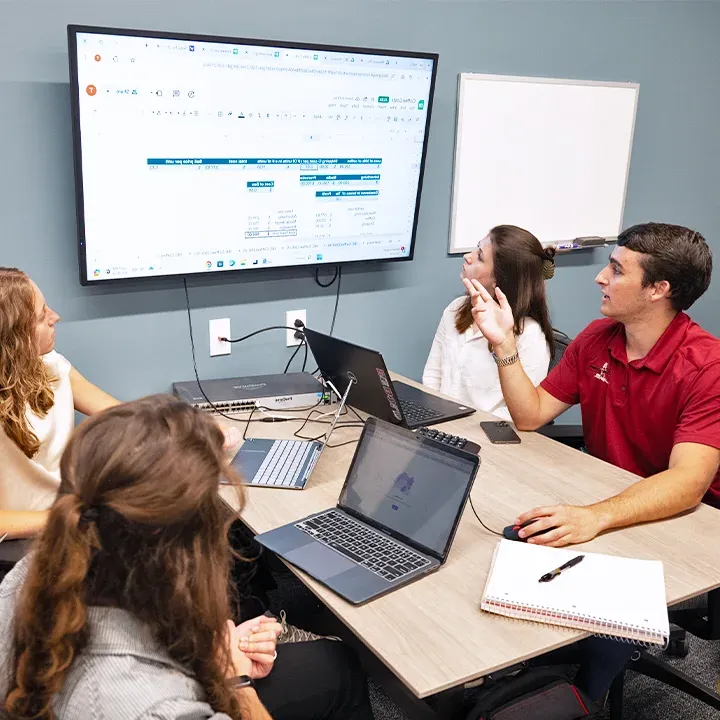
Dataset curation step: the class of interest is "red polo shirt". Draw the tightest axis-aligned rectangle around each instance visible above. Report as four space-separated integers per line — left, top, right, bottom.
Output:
541 312 720 508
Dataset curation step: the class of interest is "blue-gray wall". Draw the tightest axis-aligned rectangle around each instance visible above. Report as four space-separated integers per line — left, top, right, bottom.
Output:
2 1 719 422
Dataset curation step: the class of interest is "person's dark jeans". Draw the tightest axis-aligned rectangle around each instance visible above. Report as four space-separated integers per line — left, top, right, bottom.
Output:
228 518 277 621
574 637 635 701
256 640 374 720
229 521 375 718
532 637 635 702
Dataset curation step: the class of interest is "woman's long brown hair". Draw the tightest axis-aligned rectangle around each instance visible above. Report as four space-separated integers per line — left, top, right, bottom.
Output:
0 268 54 457
455 225 555 357
4 395 246 720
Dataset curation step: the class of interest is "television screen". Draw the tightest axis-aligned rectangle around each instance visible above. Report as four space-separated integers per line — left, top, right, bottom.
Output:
67 25 438 284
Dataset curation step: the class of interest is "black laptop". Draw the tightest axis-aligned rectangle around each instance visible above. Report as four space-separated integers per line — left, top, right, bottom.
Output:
303 328 476 429
255 417 480 604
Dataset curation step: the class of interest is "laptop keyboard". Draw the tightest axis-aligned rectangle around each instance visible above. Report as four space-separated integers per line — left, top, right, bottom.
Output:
252 440 319 487
398 398 444 426
296 509 431 582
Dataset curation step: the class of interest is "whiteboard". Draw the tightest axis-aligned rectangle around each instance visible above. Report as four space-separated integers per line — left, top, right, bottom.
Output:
449 74 639 252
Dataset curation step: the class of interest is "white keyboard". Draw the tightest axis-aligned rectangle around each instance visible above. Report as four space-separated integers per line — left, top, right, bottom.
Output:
251 439 321 487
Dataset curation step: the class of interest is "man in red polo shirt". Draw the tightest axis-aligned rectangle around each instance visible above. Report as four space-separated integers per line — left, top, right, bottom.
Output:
463 222 720 546
463 222 719 703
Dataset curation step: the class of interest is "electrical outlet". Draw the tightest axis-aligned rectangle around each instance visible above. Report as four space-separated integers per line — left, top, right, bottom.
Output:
285 309 307 347
209 318 231 356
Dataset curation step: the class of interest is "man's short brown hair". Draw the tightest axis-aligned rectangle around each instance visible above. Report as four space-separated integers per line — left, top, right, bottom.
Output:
617 223 712 311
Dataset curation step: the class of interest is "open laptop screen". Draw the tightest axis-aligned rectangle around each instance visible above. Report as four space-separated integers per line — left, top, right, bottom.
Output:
339 420 478 559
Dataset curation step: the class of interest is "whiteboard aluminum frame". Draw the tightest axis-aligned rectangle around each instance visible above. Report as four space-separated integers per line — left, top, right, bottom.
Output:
448 73 640 254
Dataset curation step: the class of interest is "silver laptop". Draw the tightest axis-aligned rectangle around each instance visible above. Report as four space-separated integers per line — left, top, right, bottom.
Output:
230 382 351 490
255 417 480 604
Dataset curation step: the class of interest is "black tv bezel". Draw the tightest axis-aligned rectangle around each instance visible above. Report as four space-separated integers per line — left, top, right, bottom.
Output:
67 24 439 287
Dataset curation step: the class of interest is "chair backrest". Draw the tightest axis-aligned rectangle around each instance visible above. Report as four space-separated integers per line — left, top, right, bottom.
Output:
0 538 32 581
549 329 572 373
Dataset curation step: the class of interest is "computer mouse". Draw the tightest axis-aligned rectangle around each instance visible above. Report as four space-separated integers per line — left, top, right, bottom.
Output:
503 519 555 542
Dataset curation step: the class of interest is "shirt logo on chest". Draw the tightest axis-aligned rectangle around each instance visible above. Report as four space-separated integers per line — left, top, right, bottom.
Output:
592 362 609 384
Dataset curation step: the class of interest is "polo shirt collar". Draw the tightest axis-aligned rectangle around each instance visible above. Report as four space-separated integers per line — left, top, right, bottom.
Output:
607 324 628 365
639 312 689 373
605 312 689 374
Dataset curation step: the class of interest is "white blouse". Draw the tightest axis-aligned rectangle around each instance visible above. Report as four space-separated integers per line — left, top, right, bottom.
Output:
422 297 551 422
0 351 74 511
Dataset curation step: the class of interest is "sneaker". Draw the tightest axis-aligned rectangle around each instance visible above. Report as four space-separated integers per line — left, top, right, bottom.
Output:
276 610 340 645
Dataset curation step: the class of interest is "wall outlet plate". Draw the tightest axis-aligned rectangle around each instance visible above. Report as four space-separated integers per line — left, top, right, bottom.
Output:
209 318 231 356
285 309 307 346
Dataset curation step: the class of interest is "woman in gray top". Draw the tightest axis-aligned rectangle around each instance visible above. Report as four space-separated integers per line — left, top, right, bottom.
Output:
0 395 372 720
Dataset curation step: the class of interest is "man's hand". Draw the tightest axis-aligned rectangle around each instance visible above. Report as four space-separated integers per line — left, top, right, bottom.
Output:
515 505 608 547
461 278 515 349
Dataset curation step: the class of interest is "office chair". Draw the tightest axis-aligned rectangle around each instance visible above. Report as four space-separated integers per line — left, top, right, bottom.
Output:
548 328 571 373
0 538 31 582
608 592 720 719
532 332 720 715
536 329 585 448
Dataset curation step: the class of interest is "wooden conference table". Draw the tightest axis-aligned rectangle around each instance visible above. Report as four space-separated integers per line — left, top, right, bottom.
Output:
219 374 720 714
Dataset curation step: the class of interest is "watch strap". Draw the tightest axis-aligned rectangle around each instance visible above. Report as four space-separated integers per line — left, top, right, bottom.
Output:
492 350 520 367
228 674 255 690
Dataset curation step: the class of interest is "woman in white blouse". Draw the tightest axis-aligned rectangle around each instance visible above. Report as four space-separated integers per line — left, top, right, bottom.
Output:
0 267 121 538
0 268 243 540
423 225 555 421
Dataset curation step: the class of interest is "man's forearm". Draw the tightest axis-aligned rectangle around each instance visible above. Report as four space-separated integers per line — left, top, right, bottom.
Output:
589 467 706 532
493 337 545 430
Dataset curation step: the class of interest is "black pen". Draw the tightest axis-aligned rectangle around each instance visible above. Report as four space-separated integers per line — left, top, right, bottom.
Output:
538 555 584 583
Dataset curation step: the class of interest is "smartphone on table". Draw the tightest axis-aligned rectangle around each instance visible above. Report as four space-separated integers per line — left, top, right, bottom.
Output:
480 421 521 444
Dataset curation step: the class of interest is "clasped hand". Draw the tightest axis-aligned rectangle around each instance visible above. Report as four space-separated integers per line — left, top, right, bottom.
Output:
222 615 283 681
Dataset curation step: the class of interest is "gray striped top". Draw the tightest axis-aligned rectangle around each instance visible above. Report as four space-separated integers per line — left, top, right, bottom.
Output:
0 557 233 719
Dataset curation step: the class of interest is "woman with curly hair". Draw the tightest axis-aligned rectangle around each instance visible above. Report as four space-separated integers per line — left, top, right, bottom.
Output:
0 396 372 719
0 268 242 540
0 268 119 538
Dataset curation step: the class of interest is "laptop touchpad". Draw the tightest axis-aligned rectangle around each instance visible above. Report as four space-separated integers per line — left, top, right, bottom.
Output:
286 543 356 579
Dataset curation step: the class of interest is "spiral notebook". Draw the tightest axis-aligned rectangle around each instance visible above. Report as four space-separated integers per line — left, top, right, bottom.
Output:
481 540 669 646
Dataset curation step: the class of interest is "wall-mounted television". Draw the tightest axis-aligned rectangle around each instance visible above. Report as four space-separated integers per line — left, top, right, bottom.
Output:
67 25 438 284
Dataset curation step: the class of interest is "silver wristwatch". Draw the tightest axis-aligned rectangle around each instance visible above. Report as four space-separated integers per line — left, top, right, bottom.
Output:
492 351 520 367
